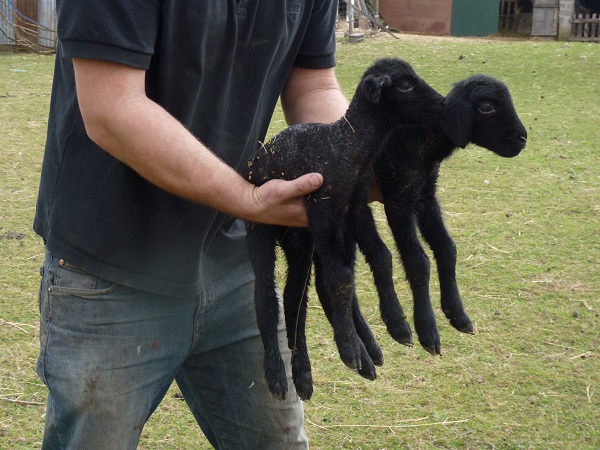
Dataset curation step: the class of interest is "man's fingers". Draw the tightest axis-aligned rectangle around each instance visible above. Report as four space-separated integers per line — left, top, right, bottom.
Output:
248 173 323 227
290 173 323 197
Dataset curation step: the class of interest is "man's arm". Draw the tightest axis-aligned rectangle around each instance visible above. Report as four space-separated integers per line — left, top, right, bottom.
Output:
72 58 322 227
281 66 349 125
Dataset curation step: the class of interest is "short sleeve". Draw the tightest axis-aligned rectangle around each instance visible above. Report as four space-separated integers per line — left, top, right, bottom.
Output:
294 0 338 69
56 0 161 69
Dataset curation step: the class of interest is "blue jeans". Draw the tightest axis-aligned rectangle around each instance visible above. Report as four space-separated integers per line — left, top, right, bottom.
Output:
37 250 307 449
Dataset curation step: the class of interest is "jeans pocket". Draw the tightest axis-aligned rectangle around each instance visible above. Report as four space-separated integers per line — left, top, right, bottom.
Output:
37 253 122 387
50 263 121 298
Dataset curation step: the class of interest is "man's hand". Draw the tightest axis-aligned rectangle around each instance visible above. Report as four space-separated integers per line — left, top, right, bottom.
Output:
246 173 323 227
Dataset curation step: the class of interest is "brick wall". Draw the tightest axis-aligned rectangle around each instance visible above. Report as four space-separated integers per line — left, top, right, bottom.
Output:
379 0 453 35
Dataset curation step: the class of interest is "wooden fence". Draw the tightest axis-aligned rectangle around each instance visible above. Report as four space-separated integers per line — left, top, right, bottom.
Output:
571 13 600 42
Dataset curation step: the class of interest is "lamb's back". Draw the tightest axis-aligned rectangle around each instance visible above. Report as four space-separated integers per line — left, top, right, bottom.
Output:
244 122 357 187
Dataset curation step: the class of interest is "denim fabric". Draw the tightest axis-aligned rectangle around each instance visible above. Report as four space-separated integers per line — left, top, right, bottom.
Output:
37 250 307 449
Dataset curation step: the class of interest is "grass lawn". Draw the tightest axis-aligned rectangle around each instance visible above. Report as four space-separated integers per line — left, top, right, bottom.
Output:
1 33 598 449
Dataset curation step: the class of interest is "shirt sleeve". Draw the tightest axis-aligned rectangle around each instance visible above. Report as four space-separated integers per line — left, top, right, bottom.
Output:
56 0 161 69
294 0 338 69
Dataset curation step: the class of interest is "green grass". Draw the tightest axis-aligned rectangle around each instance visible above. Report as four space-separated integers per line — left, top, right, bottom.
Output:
1 34 598 449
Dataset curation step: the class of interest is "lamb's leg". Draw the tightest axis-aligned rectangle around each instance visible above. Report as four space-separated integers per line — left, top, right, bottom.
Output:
314 253 378 380
385 205 441 355
351 292 384 367
246 224 288 400
352 203 413 346
417 199 474 334
310 214 376 377
280 229 314 401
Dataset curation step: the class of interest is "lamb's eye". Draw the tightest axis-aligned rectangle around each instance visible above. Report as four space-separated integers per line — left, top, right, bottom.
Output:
397 81 414 93
478 103 496 115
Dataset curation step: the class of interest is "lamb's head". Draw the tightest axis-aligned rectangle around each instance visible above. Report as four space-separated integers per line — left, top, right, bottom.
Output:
355 58 444 128
441 75 528 157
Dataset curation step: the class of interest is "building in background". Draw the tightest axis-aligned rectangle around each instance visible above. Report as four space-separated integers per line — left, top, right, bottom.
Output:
1 0 598 51
376 0 597 41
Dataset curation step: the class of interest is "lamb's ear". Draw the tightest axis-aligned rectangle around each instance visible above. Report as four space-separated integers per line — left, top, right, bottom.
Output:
441 92 474 148
361 74 392 104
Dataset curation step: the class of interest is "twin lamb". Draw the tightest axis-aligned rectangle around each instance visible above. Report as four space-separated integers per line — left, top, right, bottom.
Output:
242 58 527 401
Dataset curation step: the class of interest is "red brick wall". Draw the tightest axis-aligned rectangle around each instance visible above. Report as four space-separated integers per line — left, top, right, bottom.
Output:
379 0 453 35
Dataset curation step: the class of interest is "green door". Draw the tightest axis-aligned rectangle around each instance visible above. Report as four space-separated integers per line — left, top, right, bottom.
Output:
451 0 500 36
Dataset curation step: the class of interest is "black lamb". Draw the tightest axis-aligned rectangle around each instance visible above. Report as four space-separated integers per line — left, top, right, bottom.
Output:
243 58 444 401
352 74 528 355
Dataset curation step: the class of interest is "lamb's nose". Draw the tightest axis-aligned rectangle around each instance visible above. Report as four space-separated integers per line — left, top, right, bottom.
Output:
518 135 527 148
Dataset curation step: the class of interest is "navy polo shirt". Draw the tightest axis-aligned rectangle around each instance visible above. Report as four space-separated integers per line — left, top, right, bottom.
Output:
34 0 338 296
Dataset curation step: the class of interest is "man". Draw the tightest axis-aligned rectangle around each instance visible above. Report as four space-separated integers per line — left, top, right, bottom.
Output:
34 1 349 448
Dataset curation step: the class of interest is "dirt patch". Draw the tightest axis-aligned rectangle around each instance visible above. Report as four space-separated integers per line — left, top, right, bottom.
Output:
0 230 27 240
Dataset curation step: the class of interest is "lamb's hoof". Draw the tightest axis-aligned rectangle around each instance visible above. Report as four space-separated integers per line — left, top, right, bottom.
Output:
337 337 377 380
293 371 314 401
450 315 474 334
360 336 384 366
443 305 474 334
353 311 384 365
369 348 384 367
418 331 442 356
356 323 383 366
357 345 377 381
265 360 288 401
386 318 414 347
337 335 371 373
423 344 441 356
456 321 474 334
268 380 288 401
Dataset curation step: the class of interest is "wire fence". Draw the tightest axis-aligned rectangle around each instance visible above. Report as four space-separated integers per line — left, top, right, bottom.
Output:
339 0 383 31
0 0 56 51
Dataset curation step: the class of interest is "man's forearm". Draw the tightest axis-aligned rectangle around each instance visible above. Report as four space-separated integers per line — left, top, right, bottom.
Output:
82 88 255 218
